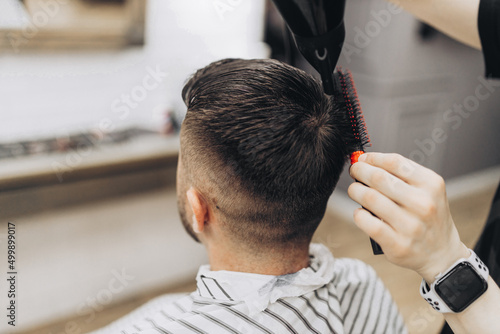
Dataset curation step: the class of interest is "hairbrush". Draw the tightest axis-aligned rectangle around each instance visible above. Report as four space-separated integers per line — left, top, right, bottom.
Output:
335 67 384 255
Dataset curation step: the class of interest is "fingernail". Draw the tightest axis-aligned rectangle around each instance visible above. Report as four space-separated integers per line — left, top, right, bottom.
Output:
358 154 366 162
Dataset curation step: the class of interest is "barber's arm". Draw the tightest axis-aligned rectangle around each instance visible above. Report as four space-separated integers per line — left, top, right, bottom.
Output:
388 0 481 49
348 152 500 334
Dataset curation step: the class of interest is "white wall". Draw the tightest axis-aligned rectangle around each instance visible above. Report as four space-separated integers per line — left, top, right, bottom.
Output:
0 0 268 142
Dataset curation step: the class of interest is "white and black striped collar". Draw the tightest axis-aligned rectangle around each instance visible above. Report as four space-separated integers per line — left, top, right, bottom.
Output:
194 243 337 316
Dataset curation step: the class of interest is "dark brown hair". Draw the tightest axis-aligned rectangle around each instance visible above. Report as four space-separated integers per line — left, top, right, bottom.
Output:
181 58 357 247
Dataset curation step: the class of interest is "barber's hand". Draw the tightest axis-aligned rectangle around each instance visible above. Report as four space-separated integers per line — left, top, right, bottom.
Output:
348 152 470 283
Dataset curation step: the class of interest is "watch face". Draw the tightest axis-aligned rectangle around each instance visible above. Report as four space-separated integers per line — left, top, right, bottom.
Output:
435 262 488 313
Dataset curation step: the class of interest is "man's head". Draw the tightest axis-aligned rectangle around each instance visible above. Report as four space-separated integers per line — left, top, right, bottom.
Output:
177 58 356 252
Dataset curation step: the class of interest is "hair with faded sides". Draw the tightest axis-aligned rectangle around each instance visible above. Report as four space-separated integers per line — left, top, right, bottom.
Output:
180 58 358 249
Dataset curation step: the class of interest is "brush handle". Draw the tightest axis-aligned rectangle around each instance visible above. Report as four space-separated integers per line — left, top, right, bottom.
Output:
351 152 383 255
359 203 384 255
370 236 384 255
358 189 384 255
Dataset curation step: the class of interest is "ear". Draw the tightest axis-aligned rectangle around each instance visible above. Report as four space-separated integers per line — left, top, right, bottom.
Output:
186 187 209 234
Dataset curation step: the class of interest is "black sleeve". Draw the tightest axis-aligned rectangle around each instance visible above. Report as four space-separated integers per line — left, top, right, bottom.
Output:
478 0 500 78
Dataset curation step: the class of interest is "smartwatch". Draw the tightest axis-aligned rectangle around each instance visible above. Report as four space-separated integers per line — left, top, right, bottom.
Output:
420 248 489 313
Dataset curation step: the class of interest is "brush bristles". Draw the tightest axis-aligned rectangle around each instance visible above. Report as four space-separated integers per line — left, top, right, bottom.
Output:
336 67 371 150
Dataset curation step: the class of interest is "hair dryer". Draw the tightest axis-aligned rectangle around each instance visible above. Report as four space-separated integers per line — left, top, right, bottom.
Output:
271 0 346 95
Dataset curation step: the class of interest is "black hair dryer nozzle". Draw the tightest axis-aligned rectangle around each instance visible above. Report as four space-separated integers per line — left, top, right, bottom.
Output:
271 0 347 95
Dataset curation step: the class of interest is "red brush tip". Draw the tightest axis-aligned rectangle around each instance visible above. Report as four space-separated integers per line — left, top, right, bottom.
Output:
350 151 365 165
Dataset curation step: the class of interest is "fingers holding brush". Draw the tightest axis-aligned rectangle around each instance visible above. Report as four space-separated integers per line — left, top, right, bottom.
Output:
348 152 467 281
347 181 407 226
351 207 398 250
356 152 437 188
349 159 415 208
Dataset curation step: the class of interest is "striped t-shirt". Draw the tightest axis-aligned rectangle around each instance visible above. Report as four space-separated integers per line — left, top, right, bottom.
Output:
91 243 407 334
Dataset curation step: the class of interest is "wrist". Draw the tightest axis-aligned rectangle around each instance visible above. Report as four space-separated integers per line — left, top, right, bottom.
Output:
420 242 470 283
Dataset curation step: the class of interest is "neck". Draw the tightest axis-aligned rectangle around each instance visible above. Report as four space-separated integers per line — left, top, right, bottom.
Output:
206 240 311 275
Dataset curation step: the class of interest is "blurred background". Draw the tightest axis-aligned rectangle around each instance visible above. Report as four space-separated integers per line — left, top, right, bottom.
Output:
0 0 498 333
